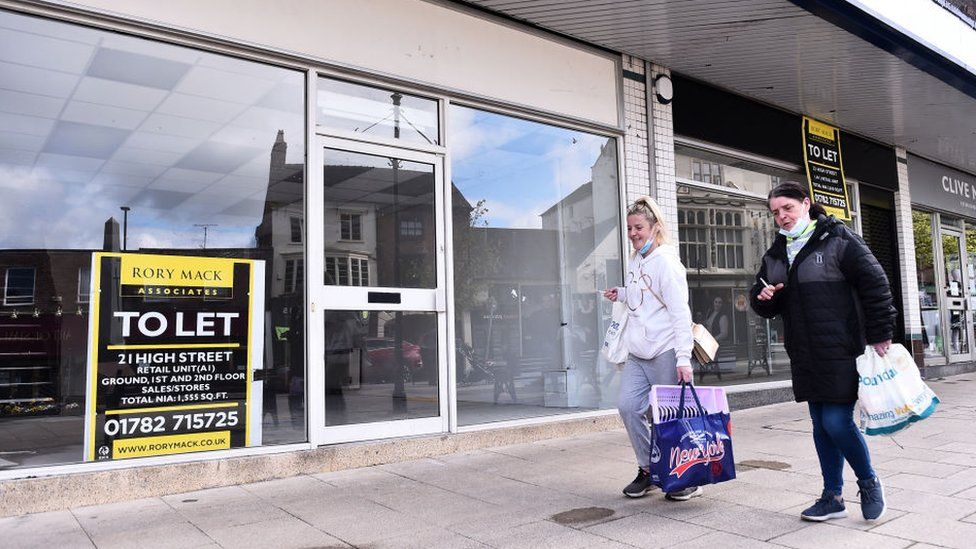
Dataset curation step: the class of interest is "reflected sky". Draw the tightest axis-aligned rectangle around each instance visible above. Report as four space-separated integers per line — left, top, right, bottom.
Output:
0 10 304 250
449 105 614 229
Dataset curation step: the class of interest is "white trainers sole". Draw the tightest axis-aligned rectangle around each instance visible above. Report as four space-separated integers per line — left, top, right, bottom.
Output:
665 486 703 501
801 509 848 522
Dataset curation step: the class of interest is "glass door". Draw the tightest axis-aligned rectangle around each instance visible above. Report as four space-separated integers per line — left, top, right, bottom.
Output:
311 137 448 443
941 228 971 360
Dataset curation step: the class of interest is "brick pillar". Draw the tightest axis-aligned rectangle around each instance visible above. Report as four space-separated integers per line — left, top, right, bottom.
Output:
893 147 924 368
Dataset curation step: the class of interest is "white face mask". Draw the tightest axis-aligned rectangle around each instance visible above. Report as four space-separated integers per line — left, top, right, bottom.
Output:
778 214 811 238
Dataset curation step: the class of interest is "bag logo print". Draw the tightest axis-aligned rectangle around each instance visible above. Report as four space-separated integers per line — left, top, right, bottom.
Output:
815 252 824 265
669 430 727 478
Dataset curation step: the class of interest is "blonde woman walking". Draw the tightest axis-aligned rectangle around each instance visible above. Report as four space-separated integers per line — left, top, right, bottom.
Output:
602 196 699 501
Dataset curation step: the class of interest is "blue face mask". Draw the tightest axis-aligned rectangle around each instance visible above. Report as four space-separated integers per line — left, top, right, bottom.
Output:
778 214 811 238
638 238 653 255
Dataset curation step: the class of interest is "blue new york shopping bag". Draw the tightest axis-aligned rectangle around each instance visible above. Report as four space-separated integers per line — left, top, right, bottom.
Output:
649 383 736 493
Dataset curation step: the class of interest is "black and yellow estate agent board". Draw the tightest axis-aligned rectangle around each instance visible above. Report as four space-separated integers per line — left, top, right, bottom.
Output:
84 253 265 461
802 116 851 220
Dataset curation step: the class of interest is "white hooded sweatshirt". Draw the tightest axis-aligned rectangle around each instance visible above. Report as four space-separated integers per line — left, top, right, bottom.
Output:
614 243 694 366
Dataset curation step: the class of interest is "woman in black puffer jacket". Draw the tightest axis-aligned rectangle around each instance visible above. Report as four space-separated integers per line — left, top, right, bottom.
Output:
751 182 896 524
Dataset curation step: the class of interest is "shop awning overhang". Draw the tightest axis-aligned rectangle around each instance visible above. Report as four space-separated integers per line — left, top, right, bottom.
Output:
462 0 976 176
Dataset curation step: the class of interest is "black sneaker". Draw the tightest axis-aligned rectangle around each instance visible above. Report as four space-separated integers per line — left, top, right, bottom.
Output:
623 468 653 498
857 477 886 521
665 485 703 501
800 490 848 522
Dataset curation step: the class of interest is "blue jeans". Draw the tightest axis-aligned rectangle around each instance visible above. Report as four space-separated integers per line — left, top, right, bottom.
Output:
808 402 875 494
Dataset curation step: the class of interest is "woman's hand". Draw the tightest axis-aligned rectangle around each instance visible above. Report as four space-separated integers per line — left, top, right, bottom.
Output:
872 339 892 357
676 364 694 383
602 288 618 302
756 282 784 301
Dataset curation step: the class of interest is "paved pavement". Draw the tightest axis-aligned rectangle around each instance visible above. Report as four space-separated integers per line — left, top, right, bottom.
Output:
3 374 976 548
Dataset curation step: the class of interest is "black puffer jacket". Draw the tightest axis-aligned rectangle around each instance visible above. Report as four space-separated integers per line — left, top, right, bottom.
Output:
750 214 896 403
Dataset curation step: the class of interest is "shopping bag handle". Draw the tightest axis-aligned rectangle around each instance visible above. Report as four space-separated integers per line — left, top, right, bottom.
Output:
678 382 708 420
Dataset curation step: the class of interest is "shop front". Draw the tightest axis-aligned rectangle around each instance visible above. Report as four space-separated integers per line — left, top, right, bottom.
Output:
0 0 627 478
908 154 976 373
671 75 903 387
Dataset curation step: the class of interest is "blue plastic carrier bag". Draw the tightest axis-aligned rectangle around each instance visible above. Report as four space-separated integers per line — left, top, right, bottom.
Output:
649 383 736 493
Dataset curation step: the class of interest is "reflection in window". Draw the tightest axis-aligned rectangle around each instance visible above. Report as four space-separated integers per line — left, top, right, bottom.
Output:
676 144 797 195
913 210 943 358
284 258 304 294
449 105 622 425
77 266 91 303
400 220 422 237
339 212 363 241
3 268 35 306
323 149 435 289
0 10 306 468
677 181 791 386
290 217 303 243
316 77 439 145
325 256 369 287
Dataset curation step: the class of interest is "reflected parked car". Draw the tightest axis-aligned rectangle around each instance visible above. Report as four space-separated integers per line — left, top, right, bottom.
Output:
364 337 423 383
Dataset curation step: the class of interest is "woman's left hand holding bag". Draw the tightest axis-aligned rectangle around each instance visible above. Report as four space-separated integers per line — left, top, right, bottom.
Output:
871 339 892 357
676 364 693 383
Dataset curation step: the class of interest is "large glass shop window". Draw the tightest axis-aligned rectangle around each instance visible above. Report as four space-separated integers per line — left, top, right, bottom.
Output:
449 105 622 425
913 211 942 358
0 11 306 468
675 145 801 385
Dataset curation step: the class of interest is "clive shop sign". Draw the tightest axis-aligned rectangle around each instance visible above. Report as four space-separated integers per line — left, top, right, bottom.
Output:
908 154 976 216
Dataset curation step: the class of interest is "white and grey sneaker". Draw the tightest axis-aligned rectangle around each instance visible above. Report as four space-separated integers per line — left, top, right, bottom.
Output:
665 485 703 501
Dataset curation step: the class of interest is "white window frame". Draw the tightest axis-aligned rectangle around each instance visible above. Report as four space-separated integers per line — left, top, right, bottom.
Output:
4 267 36 306
77 266 91 304
289 216 304 243
338 211 363 242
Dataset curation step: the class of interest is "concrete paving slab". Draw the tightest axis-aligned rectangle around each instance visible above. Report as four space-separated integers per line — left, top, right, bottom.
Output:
665 530 785 549
203 516 350 549
871 513 976 548
0 510 93 549
83 521 213 549
275 494 431 546
239 474 338 503
467 518 622 549
705 482 814 512
71 497 186 536
880 488 976 519
161 485 291 530
770 523 912 549
362 525 491 548
684 503 807 541
583 512 712 548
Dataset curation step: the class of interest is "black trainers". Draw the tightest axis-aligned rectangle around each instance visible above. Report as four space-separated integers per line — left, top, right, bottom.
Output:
857 477 886 521
665 485 703 501
800 490 848 522
623 468 653 498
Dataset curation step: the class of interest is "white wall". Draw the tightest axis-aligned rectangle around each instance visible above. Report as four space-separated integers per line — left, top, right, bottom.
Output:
54 0 620 127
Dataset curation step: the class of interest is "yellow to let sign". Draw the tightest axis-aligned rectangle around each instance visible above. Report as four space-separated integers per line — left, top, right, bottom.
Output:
119 253 234 288
112 431 231 459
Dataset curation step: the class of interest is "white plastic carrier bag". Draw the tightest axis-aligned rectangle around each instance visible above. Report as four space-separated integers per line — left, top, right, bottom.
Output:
855 343 939 436
601 301 629 364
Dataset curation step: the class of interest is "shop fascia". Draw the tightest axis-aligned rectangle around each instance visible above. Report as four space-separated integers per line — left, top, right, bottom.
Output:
908 154 976 215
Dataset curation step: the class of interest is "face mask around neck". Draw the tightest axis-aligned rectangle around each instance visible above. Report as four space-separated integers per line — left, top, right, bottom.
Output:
638 239 653 255
779 214 811 238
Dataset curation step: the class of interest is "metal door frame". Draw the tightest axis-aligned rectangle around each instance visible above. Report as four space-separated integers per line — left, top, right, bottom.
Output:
308 135 449 446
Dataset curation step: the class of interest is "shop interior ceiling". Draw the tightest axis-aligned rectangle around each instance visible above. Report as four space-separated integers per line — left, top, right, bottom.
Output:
462 0 976 175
